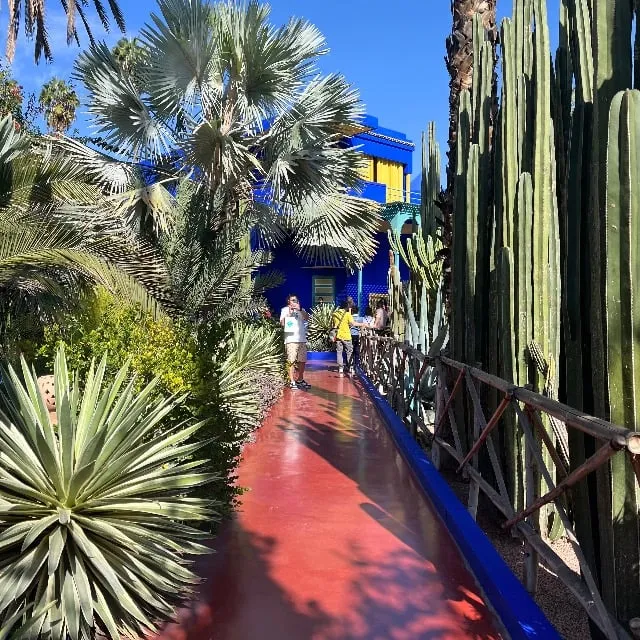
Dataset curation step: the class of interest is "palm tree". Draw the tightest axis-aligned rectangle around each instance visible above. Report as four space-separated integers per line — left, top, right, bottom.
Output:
0 114 175 329
112 37 147 77
445 0 497 188
71 0 381 278
39 78 80 134
5 0 125 63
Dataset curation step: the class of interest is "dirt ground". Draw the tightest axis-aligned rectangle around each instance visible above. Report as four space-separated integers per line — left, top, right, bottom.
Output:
441 470 590 640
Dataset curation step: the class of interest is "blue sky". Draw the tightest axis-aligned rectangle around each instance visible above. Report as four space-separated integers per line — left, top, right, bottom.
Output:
3 0 560 182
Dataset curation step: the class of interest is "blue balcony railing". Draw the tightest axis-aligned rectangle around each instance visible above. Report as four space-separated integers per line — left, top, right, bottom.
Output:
355 182 422 206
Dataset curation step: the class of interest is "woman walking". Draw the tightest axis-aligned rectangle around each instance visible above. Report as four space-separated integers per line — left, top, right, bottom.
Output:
373 300 388 334
332 300 364 376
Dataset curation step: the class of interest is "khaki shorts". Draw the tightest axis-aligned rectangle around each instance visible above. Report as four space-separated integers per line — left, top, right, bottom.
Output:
286 342 307 364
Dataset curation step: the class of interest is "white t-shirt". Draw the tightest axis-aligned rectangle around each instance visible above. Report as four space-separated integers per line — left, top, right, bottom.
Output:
280 306 307 344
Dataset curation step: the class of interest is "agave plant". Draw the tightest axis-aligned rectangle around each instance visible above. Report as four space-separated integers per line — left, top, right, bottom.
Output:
0 347 217 639
307 303 337 352
217 322 284 433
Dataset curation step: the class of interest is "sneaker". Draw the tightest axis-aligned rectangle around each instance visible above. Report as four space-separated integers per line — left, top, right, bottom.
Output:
298 379 311 389
338 367 344 376
349 368 355 376
289 381 298 389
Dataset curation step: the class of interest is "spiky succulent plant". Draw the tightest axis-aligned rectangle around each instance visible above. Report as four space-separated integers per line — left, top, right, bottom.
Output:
306 303 337 352
0 347 217 639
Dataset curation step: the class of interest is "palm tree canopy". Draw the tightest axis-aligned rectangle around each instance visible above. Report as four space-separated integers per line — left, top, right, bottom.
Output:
0 114 176 320
73 0 381 270
39 78 81 133
5 0 125 63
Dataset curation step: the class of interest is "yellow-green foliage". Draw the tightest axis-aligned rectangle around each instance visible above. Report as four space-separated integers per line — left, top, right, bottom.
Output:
35 288 198 396
34 289 283 517
33 288 286 518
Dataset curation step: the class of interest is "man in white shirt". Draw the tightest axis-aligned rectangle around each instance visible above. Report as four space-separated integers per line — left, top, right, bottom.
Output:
280 294 310 389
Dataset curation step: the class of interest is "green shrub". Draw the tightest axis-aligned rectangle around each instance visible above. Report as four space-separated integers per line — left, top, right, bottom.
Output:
35 289 198 393
0 347 216 639
218 322 285 431
34 289 286 516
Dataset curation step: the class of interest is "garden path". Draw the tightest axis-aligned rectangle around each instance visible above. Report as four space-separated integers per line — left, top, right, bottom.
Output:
158 363 503 639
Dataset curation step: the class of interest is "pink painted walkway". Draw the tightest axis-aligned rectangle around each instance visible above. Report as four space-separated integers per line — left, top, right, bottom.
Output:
159 364 503 639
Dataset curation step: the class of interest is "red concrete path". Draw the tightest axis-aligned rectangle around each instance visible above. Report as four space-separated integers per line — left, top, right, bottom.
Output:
160 364 502 640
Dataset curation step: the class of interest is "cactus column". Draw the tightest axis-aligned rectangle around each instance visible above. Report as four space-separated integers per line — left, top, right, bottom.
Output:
605 89 640 625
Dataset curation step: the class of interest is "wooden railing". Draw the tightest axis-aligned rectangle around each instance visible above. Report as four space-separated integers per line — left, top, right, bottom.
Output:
359 331 640 640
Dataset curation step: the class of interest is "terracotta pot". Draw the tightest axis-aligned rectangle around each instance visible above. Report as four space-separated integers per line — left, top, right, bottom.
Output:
36 375 57 425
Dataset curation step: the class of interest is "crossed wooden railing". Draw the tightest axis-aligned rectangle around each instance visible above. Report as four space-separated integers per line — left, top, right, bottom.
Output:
359 331 640 640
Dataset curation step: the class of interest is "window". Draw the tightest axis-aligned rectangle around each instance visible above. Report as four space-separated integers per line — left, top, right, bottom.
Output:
312 276 335 306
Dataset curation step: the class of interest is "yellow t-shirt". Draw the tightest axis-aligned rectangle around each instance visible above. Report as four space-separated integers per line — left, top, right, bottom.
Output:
333 310 353 341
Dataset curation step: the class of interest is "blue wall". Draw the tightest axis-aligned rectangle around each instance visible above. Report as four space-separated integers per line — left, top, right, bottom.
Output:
263 233 410 312
260 113 415 313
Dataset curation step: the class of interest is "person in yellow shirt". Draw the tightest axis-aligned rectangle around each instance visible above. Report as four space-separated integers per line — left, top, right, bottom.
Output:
332 300 365 375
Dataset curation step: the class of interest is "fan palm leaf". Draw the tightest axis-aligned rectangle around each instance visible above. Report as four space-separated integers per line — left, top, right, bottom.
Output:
73 0 381 269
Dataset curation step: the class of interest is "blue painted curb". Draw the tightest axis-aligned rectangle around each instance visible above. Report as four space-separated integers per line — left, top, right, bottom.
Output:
356 367 560 640
307 351 335 361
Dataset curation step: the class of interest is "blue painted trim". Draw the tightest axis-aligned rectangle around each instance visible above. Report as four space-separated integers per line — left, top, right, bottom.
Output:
350 135 414 171
356 369 561 640
307 351 335 361
355 181 386 204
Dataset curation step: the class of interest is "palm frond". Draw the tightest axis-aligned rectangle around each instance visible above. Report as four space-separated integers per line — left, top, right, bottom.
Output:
213 0 326 122
75 42 176 159
289 193 381 269
143 0 221 120
6 0 126 63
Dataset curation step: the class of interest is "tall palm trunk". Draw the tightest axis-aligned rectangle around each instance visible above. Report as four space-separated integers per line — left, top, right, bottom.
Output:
442 0 497 316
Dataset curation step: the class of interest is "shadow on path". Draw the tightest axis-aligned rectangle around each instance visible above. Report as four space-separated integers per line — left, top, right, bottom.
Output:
154 364 502 640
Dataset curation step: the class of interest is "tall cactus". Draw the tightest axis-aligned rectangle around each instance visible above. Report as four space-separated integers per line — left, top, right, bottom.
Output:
442 0 640 628
389 121 445 352
604 89 640 625
451 90 472 363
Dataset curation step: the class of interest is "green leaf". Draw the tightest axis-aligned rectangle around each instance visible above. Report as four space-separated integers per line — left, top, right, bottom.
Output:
48 526 67 575
61 566 81 640
21 514 58 553
67 548 93 627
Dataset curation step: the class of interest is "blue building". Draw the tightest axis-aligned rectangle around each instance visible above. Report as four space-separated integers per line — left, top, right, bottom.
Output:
262 115 419 313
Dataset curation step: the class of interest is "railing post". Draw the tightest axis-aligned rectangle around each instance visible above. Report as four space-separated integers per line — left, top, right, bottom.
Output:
433 357 444 470
467 373 480 521
523 429 539 595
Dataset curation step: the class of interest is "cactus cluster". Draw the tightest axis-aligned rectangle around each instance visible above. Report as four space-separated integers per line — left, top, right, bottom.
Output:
388 123 446 353
447 0 640 627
